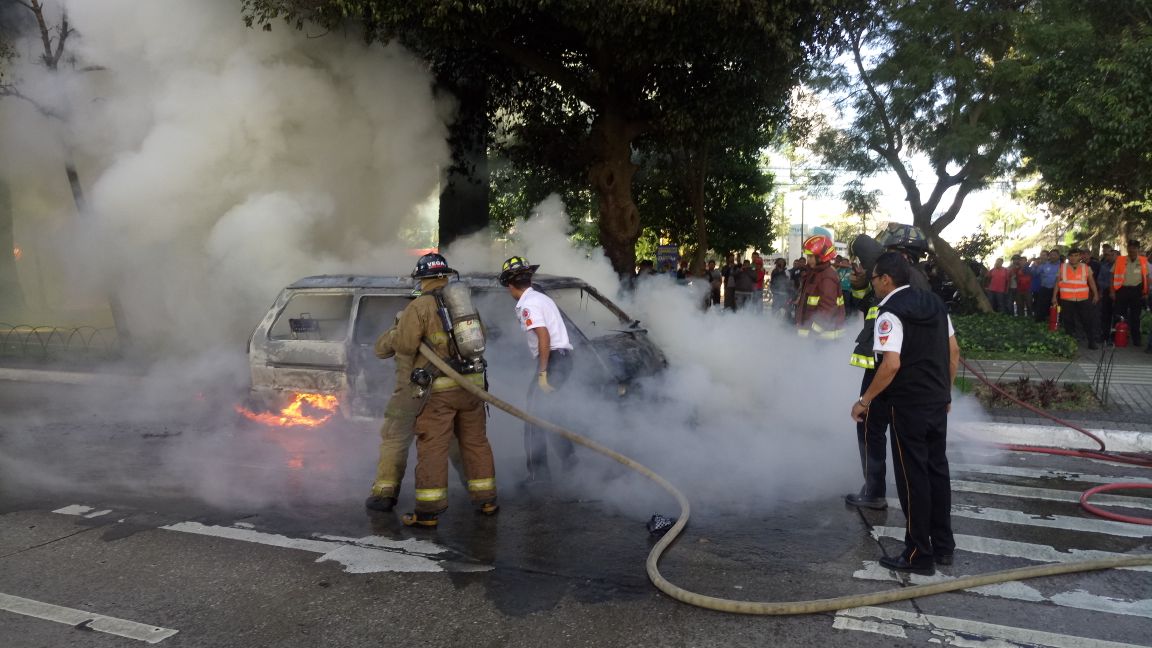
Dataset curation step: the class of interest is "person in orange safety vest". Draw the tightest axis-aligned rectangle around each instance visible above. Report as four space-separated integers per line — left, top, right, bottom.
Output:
1052 247 1100 349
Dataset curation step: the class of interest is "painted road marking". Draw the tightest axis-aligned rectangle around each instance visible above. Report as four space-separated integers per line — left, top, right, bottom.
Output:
52 505 489 574
952 463 1152 485
835 606 1148 648
952 479 1152 510
854 561 1152 620
0 593 178 644
881 501 1152 539
872 527 1152 572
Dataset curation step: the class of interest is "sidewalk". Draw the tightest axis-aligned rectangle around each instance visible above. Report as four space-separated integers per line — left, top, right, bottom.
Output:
961 344 1152 436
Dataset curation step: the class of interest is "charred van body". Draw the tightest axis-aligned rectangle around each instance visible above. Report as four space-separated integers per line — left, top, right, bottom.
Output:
247 274 667 419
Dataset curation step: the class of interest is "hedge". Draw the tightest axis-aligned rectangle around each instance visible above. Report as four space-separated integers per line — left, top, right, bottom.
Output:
952 313 1079 359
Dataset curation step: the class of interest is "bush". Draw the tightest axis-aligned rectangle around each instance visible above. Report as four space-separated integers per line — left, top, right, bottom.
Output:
952 313 1078 359
972 378 1100 410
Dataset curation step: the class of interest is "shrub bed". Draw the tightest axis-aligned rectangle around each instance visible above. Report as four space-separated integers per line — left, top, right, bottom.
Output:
952 313 1078 359
965 376 1100 411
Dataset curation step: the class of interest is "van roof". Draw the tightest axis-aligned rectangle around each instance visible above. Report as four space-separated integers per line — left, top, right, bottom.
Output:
286 273 589 290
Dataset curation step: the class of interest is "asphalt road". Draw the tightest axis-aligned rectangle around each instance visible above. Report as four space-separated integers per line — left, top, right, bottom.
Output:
1 381 1150 648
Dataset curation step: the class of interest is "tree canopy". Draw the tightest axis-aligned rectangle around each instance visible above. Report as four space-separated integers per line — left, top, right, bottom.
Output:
244 0 848 276
1015 0 1152 239
809 0 1034 310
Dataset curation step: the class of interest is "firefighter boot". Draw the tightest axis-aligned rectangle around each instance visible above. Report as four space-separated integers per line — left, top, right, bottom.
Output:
364 495 397 512
401 511 440 528
477 500 500 516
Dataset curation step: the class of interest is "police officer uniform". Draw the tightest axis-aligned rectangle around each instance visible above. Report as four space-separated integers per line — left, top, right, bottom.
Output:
393 254 498 527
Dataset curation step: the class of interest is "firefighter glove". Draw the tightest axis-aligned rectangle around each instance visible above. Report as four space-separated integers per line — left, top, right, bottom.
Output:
537 371 555 393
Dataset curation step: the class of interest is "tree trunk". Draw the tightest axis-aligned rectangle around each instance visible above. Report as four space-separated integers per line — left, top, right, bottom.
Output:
928 229 992 313
589 109 642 278
64 160 132 346
0 177 25 318
437 70 489 249
687 153 709 274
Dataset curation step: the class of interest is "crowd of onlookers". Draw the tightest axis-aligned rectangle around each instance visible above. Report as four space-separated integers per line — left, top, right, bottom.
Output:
638 240 1152 354
636 251 864 323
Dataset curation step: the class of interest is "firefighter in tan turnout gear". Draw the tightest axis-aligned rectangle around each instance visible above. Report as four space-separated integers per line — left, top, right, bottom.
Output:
364 301 466 513
390 253 498 527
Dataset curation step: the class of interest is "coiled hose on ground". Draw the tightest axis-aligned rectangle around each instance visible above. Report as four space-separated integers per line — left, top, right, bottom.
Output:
958 357 1152 525
420 344 1152 615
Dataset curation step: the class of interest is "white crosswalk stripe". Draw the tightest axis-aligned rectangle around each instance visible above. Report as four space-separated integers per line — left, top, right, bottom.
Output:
835 450 1152 647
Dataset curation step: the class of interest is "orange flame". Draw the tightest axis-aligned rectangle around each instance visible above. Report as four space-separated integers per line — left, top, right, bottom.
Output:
13 247 22 261
236 392 339 427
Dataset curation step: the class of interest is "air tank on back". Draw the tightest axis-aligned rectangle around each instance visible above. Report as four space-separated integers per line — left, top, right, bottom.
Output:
440 281 486 368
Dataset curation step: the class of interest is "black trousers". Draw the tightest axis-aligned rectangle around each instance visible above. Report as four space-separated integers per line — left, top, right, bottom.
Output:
1059 298 1097 343
889 402 954 562
857 371 889 498
1099 293 1114 342
1033 287 1054 322
1115 286 1145 346
525 350 576 477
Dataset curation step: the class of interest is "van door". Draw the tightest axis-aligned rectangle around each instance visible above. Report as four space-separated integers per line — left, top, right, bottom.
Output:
347 294 410 418
260 291 353 400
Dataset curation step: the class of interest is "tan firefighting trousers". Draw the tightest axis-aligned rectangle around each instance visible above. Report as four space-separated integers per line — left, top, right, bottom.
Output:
370 389 464 499
412 385 496 514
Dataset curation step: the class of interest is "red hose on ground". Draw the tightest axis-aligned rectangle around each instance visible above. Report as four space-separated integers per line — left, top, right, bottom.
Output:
1079 484 1152 525
958 357 1152 522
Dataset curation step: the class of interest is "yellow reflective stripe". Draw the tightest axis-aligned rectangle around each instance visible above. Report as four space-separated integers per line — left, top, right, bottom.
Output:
811 322 825 332
430 373 486 392
849 353 875 369
467 478 495 491
818 329 844 340
427 332 449 344
797 329 810 337
836 296 845 306
852 288 869 299
866 307 879 320
415 488 448 502
806 295 821 306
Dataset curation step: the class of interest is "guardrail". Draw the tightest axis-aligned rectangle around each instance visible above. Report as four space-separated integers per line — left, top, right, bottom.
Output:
0 324 121 362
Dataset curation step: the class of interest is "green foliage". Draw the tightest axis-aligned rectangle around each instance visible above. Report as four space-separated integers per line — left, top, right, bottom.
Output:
633 148 776 256
243 0 848 274
953 313 1078 359
954 230 1003 263
1016 0 1152 225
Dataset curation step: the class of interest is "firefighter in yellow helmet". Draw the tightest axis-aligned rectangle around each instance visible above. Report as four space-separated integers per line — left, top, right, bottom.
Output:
795 234 846 339
390 253 498 527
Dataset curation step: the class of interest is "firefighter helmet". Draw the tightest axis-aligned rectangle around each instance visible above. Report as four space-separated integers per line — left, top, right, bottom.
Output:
498 256 540 286
876 222 930 258
802 234 837 263
412 252 454 279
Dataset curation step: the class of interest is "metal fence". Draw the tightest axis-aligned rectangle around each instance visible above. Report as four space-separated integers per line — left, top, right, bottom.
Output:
0 324 121 362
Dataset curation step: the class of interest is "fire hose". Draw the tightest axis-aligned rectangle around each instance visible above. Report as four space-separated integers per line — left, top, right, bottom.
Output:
958 357 1152 525
420 344 1152 615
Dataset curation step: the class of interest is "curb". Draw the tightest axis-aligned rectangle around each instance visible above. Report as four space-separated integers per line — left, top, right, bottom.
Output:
0 367 143 387
955 420 1152 455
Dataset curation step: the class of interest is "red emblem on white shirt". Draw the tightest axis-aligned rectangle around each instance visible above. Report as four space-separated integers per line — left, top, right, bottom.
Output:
878 319 893 334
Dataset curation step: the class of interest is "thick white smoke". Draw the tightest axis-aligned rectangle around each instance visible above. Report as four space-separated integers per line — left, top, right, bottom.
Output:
1 0 451 349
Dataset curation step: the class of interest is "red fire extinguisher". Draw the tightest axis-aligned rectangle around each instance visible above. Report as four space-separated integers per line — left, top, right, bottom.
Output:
1115 317 1130 348
1048 303 1060 332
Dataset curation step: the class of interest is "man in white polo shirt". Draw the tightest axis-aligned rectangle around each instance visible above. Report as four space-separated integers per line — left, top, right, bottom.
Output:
499 256 578 484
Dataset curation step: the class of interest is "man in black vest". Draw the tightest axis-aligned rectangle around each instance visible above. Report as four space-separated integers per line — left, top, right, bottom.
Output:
845 227 932 510
850 252 959 574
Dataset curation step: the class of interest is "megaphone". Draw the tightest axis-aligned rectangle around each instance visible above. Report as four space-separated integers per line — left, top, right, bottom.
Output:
850 234 884 275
